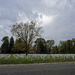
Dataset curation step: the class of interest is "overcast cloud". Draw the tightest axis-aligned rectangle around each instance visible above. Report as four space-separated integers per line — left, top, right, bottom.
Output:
0 0 75 45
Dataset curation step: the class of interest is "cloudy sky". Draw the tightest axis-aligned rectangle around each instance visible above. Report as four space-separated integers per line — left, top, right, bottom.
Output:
0 0 75 45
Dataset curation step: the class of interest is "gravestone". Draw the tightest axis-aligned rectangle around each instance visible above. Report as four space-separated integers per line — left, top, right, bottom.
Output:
68 56 71 59
61 56 64 59
47 55 49 59
32 57 34 61
64 56 66 60
55 56 57 61
15 56 19 59
28 56 30 59
41 56 43 59
43 56 46 61
74 56 75 60
36 56 39 59
21 56 24 58
5 56 9 59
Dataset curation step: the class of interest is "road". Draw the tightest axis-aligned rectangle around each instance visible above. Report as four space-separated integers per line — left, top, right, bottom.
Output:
0 63 75 75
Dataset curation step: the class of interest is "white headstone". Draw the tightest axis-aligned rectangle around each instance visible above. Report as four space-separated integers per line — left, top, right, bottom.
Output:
43 57 46 61
47 55 49 59
64 56 66 60
55 56 57 61
5 56 9 59
32 57 34 61
28 56 30 59
36 56 39 59
68 56 71 59
61 56 64 59
15 56 19 59
74 56 75 60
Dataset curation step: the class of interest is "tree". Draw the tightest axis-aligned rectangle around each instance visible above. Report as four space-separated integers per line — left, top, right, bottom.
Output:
11 21 43 55
67 40 72 53
58 38 75 54
9 36 14 53
11 38 26 53
34 38 47 54
59 41 67 53
52 46 58 54
72 38 75 46
1 36 9 53
59 40 72 54
46 40 55 53
71 38 75 53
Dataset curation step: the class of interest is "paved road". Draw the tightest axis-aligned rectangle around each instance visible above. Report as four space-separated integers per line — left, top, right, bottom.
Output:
0 63 75 75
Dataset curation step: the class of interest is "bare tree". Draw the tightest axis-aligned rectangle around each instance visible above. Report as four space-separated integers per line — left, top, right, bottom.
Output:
10 21 43 55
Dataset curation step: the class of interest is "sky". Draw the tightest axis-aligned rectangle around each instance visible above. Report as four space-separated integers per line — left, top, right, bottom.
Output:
0 0 75 45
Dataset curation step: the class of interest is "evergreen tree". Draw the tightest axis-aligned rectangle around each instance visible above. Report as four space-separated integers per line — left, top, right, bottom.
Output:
34 38 47 54
9 36 14 53
1 36 9 53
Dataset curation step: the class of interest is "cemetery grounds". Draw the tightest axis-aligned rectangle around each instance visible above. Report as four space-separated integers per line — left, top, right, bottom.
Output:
0 54 75 64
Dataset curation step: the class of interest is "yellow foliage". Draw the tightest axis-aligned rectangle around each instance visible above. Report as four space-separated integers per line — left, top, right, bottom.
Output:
11 39 26 52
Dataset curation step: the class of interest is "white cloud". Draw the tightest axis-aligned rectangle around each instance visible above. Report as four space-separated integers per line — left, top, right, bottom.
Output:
41 14 56 26
42 0 58 6
16 12 30 23
0 25 3 28
42 0 73 10
16 11 57 27
32 10 57 26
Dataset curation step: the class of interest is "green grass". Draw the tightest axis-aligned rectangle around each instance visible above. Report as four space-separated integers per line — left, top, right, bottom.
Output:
0 55 75 64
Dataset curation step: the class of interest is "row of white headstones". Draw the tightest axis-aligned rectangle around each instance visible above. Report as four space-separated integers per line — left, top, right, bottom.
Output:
0 54 75 61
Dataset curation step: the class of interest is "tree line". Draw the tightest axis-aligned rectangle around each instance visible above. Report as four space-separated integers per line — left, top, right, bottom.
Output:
0 36 75 54
0 21 75 54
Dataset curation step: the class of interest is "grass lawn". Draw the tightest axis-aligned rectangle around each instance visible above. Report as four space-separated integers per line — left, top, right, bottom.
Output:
0 55 75 64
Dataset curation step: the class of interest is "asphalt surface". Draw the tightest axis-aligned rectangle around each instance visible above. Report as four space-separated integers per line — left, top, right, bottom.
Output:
0 63 75 75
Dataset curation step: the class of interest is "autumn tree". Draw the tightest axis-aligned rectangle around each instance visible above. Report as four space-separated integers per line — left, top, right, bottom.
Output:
11 38 26 53
11 21 42 55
